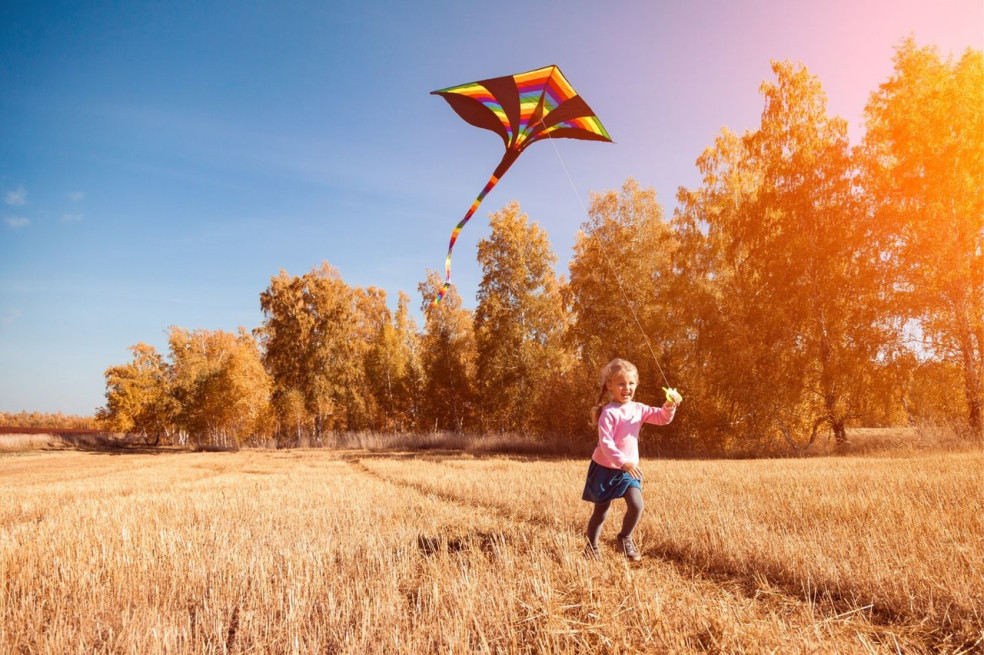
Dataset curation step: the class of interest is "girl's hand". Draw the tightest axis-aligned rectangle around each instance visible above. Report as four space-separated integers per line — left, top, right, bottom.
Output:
621 462 643 480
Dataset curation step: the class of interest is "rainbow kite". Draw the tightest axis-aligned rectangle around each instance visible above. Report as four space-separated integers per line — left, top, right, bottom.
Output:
430 64 613 305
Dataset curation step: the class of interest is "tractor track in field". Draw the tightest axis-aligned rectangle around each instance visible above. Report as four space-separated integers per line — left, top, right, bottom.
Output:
344 455 563 530
344 454 966 654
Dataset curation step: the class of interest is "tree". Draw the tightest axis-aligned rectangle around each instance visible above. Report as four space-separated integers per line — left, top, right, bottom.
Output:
259 263 365 441
351 286 388 431
473 202 568 433
364 291 422 432
168 327 272 446
394 292 425 430
861 38 984 436
675 61 891 452
566 179 682 423
418 271 476 432
98 342 175 443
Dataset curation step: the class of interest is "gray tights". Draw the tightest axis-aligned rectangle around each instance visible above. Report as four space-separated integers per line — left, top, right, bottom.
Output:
586 486 644 545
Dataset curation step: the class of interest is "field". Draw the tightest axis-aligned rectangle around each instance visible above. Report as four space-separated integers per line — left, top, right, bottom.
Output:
1 444 981 653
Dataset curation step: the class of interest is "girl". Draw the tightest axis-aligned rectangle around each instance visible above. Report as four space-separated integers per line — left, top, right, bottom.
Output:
582 358 681 561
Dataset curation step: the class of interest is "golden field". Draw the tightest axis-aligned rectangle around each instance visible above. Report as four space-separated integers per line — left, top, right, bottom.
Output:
1 446 981 653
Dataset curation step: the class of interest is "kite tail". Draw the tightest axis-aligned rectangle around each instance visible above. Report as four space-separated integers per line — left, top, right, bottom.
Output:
432 150 519 307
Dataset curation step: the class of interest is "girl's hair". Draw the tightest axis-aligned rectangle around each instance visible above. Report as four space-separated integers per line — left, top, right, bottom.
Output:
590 358 639 425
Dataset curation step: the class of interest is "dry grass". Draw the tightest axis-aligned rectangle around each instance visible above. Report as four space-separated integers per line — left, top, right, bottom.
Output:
837 426 981 456
2 448 981 653
0 432 59 452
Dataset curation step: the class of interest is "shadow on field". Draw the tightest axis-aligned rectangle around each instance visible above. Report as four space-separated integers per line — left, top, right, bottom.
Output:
70 434 192 456
49 433 196 456
416 531 509 557
0 430 191 456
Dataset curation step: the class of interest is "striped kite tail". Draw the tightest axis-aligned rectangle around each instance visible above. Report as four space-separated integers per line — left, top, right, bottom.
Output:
431 150 519 308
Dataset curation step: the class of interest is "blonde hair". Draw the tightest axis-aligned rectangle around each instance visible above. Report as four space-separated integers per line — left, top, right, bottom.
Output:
590 358 639 425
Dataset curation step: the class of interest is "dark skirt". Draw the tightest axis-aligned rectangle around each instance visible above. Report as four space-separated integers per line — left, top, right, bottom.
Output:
582 460 642 503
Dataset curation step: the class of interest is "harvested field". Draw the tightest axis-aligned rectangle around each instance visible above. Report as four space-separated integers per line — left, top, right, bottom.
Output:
1 448 981 653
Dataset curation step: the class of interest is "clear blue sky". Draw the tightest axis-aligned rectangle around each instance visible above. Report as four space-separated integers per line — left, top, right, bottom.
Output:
2 0 981 416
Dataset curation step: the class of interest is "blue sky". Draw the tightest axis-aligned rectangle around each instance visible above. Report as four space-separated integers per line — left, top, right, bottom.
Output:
2 0 981 416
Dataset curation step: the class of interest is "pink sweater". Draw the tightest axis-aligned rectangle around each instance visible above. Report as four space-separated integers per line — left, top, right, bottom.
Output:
591 401 676 469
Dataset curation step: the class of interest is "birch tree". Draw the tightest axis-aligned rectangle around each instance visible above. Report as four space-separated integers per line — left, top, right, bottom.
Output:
418 271 476 432
99 342 175 444
861 39 984 436
259 263 364 440
676 62 890 452
474 202 567 433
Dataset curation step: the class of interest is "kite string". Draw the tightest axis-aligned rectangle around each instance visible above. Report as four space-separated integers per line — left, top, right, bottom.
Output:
542 130 672 389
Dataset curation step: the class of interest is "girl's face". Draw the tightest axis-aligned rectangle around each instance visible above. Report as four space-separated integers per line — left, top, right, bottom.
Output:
607 371 638 404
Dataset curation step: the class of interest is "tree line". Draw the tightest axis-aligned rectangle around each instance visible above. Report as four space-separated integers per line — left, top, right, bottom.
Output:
0 411 98 431
98 40 982 454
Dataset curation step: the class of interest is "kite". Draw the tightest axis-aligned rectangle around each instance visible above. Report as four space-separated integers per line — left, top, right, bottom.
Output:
430 64 613 305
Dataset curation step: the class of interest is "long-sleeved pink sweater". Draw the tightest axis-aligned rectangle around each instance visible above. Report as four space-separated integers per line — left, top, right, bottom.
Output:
591 401 676 469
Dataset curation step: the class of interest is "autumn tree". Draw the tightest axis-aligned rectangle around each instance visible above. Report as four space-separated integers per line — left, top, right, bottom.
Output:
98 342 175 444
357 285 424 432
473 202 568 434
364 291 422 432
675 61 891 452
566 180 684 447
861 38 984 436
567 180 682 385
418 271 476 432
395 292 425 429
168 327 272 446
259 263 367 441
350 287 389 431
674 128 776 453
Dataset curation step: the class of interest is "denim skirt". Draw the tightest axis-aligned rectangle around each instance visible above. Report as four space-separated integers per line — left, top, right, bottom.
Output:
581 460 641 503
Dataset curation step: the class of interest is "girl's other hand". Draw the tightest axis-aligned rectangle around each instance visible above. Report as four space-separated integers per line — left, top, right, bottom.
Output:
621 462 643 480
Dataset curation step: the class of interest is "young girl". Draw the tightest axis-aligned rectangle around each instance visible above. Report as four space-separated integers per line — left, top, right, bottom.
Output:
582 358 682 561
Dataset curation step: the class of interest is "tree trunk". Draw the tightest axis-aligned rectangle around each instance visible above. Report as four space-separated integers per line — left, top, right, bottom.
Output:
964 369 983 438
832 418 848 453
956 309 983 437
